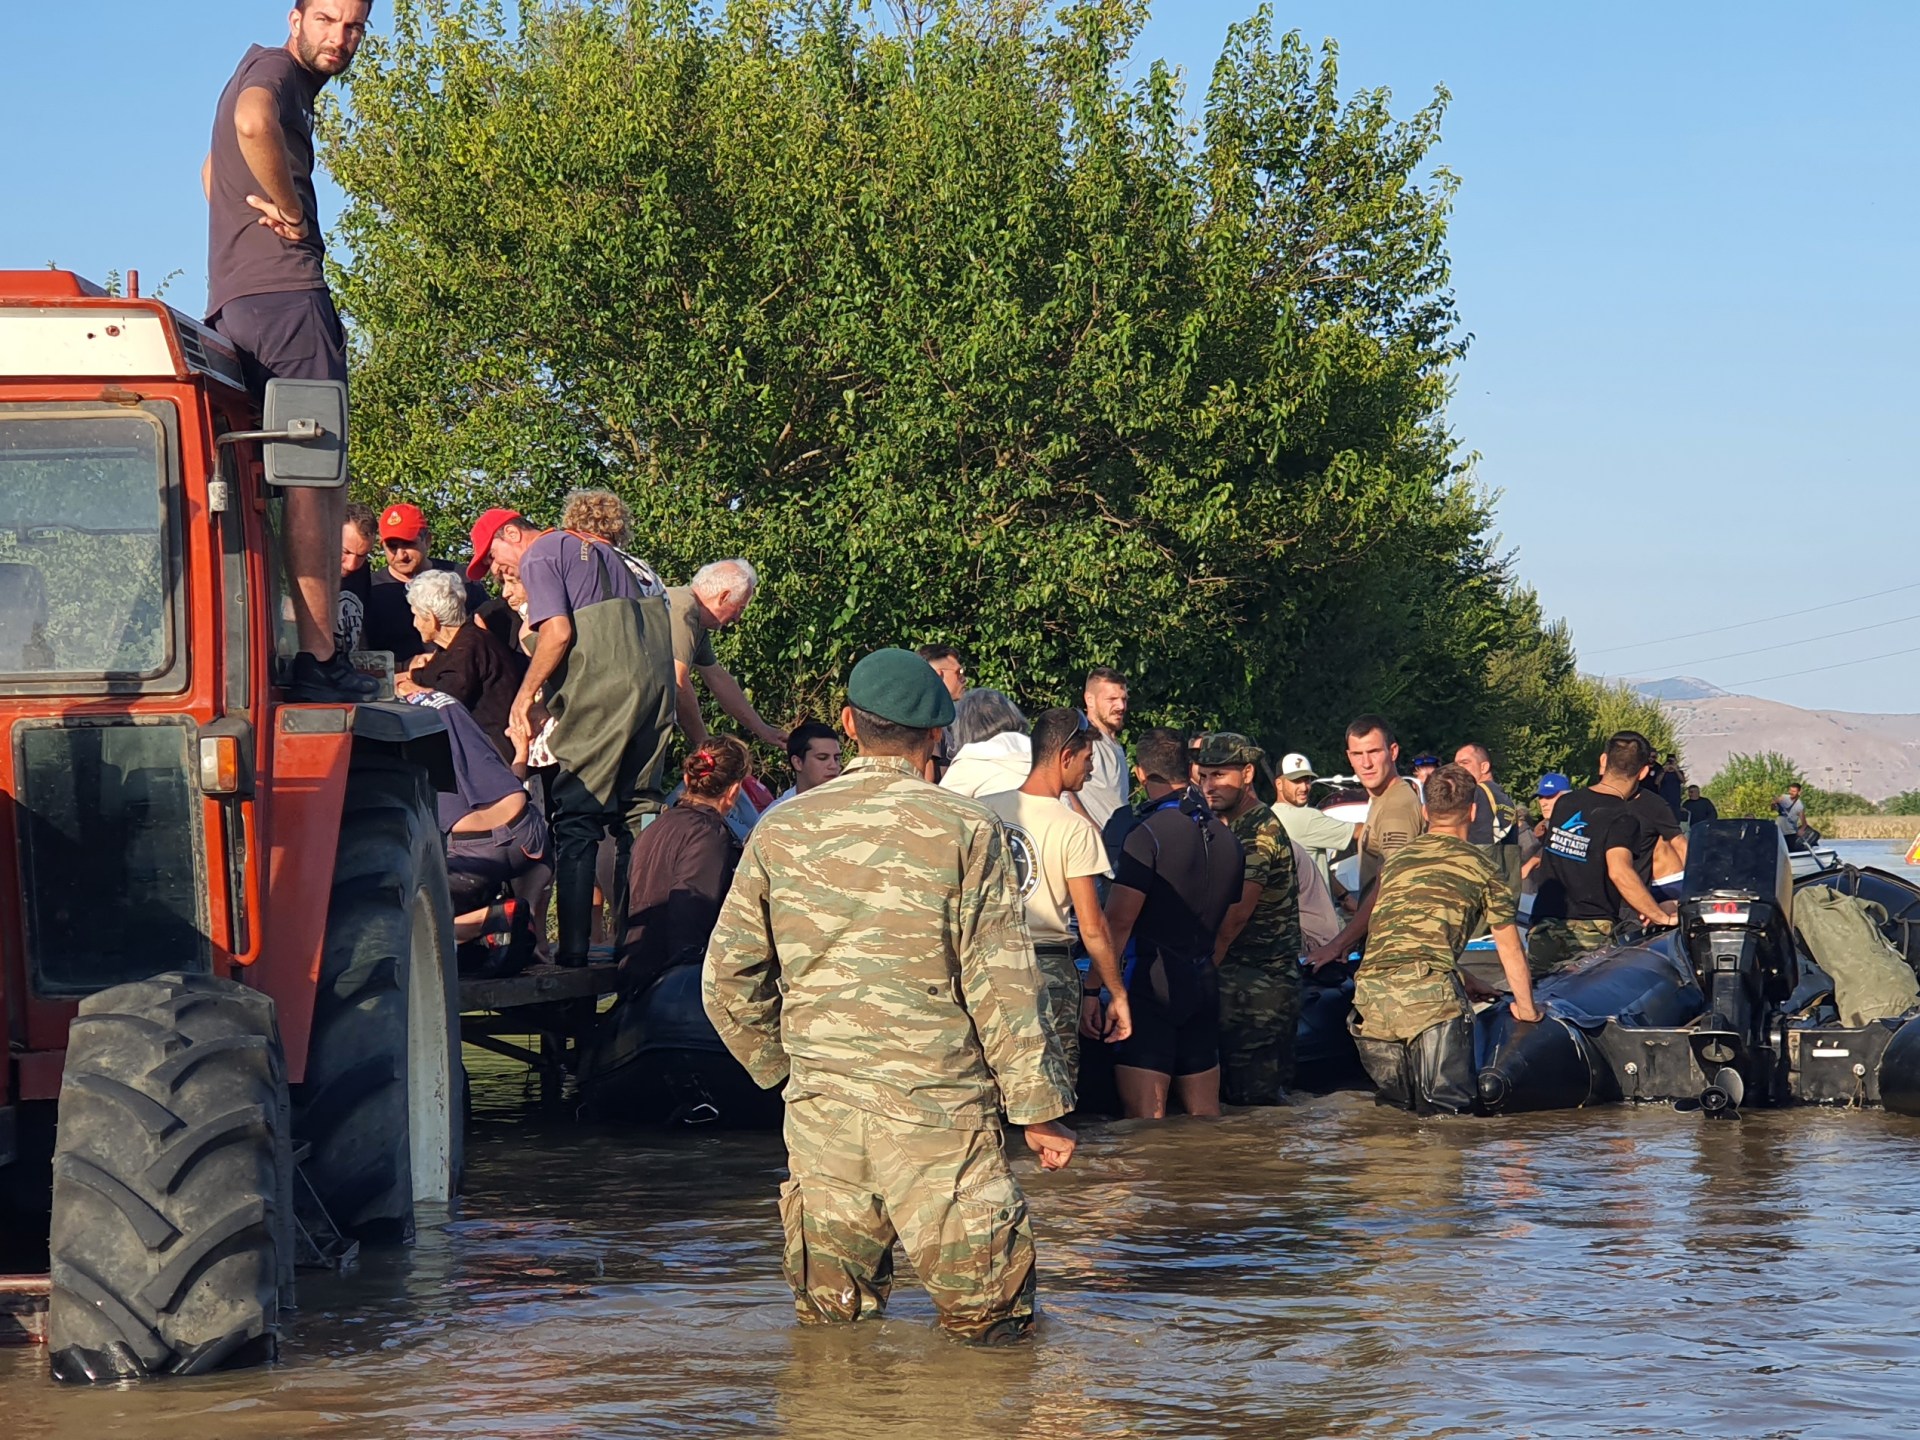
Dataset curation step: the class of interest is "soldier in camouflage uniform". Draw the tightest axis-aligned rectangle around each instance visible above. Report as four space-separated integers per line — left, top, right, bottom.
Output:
1194 733 1304 1105
1351 764 1543 1114
703 648 1077 1343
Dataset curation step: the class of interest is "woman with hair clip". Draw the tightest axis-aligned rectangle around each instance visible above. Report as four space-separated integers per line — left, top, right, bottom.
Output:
617 735 752 997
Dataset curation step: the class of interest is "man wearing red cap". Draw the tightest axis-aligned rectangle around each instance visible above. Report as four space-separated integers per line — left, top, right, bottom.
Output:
469 507 677 967
364 501 485 663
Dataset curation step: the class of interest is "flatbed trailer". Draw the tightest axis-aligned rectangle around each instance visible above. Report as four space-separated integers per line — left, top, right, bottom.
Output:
458 962 622 1106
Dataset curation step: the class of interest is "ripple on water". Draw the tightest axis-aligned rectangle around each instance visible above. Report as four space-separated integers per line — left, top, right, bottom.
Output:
11 1065 1920 1437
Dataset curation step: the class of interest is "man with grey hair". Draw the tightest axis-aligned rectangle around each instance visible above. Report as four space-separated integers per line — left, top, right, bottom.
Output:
669 559 787 749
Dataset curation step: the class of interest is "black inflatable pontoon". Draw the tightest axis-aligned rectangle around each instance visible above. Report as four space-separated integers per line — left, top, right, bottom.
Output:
579 964 783 1128
1477 819 1920 1117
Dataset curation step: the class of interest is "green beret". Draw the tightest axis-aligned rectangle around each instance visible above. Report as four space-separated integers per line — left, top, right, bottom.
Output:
1194 731 1264 768
846 648 957 729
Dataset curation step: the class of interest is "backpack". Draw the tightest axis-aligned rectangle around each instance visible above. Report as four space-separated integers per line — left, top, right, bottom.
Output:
1794 887 1920 1026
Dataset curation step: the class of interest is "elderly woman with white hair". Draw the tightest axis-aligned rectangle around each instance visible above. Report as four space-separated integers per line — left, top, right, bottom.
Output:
397 567 525 761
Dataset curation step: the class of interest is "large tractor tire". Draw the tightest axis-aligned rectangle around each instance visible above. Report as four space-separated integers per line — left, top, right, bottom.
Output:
295 751 462 1243
47 973 291 1382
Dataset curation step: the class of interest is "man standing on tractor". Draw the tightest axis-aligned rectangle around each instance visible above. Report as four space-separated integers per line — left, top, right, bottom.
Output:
204 0 378 701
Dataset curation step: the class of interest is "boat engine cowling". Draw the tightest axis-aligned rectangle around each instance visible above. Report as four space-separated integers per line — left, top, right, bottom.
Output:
1676 820 1797 1113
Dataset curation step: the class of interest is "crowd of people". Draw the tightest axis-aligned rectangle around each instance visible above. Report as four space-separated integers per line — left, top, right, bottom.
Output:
207 0 1726 1353
335 496 1729 1342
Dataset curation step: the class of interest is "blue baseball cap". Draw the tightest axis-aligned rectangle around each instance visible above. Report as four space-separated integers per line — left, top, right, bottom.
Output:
1537 772 1572 798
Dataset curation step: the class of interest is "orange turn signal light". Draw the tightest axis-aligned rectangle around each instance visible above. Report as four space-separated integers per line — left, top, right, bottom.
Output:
199 734 242 795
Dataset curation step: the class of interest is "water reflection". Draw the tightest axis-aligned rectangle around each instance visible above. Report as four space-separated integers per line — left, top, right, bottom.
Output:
8 840 1920 1439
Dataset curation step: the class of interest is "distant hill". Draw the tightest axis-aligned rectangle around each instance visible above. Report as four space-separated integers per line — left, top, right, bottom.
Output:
1630 675 1731 702
1654 690 1920 801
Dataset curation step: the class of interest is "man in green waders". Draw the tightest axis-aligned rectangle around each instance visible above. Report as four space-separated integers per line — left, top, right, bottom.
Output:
471 508 677 967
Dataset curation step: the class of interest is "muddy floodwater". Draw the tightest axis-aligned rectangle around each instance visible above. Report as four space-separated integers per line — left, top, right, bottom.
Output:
7 843 1920 1439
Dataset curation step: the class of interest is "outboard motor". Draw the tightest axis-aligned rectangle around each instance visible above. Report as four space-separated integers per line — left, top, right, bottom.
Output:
1677 820 1797 1116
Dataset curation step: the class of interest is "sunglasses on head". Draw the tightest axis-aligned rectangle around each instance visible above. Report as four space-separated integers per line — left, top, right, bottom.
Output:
1074 709 1092 733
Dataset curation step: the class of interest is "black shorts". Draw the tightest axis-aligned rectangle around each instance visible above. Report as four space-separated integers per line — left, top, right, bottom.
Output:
1111 963 1220 1078
211 287 348 398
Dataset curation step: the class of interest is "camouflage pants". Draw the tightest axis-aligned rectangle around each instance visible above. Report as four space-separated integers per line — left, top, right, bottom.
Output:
1526 918 1616 978
778 1096 1038 1342
1351 963 1471 1044
1033 944 1081 1090
1217 957 1301 1104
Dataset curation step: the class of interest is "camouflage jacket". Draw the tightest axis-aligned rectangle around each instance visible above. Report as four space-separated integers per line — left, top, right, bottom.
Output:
1362 832 1516 978
702 755 1075 1130
1224 803 1302 968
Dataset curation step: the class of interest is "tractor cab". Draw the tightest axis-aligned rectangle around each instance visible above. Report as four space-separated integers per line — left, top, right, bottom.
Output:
0 272 461 1382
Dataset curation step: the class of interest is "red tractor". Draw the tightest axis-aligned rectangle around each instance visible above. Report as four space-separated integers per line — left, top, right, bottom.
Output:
0 271 462 1381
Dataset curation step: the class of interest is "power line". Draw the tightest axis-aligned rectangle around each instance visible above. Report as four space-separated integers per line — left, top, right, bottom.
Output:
1727 640 1920 688
1648 610 1920 671
1586 579 1920 658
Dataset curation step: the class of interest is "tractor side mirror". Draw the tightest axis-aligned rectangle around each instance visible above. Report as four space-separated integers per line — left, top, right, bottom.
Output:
257 378 348 488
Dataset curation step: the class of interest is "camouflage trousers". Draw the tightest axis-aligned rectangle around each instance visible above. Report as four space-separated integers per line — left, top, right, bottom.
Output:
1526 918 1616 978
1351 962 1471 1044
778 1095 1038 1342
1217 956 1301 1105
1033 944 1082 1091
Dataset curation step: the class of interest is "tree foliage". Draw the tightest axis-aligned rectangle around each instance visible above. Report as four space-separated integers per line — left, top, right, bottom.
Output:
1702 750 1877 819
326 0 1610 769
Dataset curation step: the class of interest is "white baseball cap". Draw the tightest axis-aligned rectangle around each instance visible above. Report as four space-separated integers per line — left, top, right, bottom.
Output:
1280 752 1316 780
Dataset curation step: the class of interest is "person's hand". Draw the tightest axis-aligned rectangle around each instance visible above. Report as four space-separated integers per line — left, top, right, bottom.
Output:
1306 941 1346 971
1100 989 1133 1043
1023 1120 1076 1171
509 690 535 740
246 193 309 243
1510 998 1544 1024
1460 970 1497 1002
1643 900 1678 927
507 710 532 768
392 671 422 697
1078 995 1105 1040
759 724 790 749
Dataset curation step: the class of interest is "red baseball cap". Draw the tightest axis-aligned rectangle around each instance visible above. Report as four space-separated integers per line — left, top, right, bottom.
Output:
466 507 522 580
379 502 428 542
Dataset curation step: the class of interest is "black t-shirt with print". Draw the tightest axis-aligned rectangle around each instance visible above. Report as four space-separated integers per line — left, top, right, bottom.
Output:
1533 786 1652 923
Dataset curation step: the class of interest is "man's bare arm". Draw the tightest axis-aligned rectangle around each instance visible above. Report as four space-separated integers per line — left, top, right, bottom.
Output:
1607 847 1675 927
1492 923 1541 1022
232 86 307 238
1068 873 1131 1043
201 152 213 202
698 661 786 748
1214 881 1263 964
1103 883 1146 961
509 615 572 734
1307 880 1379 968
674 658 708 745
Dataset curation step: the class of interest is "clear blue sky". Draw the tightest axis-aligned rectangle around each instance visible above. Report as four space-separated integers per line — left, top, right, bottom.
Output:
5 2 1918 713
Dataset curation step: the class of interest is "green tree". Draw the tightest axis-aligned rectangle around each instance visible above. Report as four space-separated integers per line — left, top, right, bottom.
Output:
1803 788 1876 816
1884 791 1920 817
1705 751 1798 821
324 0 1588 748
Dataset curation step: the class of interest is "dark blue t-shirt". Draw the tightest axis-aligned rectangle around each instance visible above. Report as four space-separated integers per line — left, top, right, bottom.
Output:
407 689 522 831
